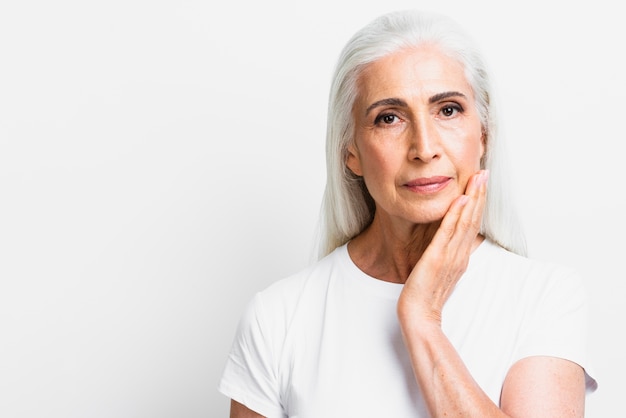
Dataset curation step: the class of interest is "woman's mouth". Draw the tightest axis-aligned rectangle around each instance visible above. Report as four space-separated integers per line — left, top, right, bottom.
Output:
404 176 452 194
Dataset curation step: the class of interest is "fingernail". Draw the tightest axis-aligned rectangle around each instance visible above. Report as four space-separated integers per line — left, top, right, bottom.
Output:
478 170 490 186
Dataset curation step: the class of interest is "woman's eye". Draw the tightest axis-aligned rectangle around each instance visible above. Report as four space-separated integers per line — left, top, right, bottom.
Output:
376 114 398 125
440 105 461 117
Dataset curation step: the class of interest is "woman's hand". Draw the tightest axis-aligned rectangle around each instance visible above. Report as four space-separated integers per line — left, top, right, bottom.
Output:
396 169 506 417
397 169 488 327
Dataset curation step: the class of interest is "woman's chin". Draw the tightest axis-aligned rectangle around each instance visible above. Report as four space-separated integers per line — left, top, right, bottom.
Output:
411 214 445 226
375 199 455 227
408 201 451 224
396 208 447 227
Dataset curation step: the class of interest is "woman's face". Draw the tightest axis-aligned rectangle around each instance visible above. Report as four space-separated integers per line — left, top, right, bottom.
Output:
347 45 485 227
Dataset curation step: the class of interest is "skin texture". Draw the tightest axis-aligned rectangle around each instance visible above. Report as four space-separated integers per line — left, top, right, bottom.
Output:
230 45 586 417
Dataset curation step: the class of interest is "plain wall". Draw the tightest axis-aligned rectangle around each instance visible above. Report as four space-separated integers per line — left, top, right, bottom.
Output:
0 0 622 416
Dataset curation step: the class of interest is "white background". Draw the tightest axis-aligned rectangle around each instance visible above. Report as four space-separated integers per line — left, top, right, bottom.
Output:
0 1 622 417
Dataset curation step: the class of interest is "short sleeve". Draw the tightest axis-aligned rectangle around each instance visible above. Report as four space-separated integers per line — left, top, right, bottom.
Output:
218 293 286 418
515 267 597 392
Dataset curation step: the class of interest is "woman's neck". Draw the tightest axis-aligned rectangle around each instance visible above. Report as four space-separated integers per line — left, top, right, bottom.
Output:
347 216 441 284
347 214 484 284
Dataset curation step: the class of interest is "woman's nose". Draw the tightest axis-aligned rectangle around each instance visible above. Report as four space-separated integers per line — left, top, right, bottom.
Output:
408 120 441 163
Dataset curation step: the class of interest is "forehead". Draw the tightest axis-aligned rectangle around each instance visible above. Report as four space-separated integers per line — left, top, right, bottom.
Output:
356 46 473 103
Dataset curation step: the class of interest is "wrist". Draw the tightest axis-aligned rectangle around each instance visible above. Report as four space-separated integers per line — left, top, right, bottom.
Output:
397 299 442 332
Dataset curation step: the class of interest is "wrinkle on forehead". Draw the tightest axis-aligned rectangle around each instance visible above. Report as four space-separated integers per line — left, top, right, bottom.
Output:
354 45 474 111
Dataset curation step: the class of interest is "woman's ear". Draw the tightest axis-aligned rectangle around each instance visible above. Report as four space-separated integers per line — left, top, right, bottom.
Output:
480 129 487 160
345 142 363 176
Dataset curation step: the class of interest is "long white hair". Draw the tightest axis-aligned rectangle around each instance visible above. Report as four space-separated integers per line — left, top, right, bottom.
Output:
318 10 526 258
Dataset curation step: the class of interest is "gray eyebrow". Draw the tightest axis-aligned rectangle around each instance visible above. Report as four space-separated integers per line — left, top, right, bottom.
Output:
365 98 408 115
428 91 467 103
365 91 467 116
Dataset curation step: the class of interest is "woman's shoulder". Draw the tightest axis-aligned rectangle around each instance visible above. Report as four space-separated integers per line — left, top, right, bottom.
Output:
479 238 575 271
474 239 584 295
251 244 349 315
264 244 346 290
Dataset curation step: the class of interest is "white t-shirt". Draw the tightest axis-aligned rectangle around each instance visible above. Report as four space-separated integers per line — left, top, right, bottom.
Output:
219 239 596 417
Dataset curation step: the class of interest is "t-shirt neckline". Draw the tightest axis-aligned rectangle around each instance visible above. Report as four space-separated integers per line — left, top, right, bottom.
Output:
337 239 490 300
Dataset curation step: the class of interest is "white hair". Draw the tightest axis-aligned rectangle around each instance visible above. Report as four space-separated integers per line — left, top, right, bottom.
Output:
317 10 526 258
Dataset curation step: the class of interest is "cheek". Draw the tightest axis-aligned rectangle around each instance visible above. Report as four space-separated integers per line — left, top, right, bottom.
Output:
470 144 484 169
457 127 485 169
356 147 402 200
447 137 484 189
359 144 400 181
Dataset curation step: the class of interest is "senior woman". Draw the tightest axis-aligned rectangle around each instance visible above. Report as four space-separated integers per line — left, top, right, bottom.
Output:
219 10 596 417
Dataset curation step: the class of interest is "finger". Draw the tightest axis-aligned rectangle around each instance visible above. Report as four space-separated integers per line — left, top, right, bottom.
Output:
470 170 488 229
425 170 488 253
459 170 488 231
439 171 488 251
456 170 488 235
428 193 470 249
451 194 481 252
465 169 488 198
438 170 486 232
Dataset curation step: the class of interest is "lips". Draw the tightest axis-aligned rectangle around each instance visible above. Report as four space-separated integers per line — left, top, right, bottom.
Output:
404 176 452 194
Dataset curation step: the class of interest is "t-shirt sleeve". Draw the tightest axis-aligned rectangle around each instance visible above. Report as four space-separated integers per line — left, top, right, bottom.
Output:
515 267 597 392
218 293 286 418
